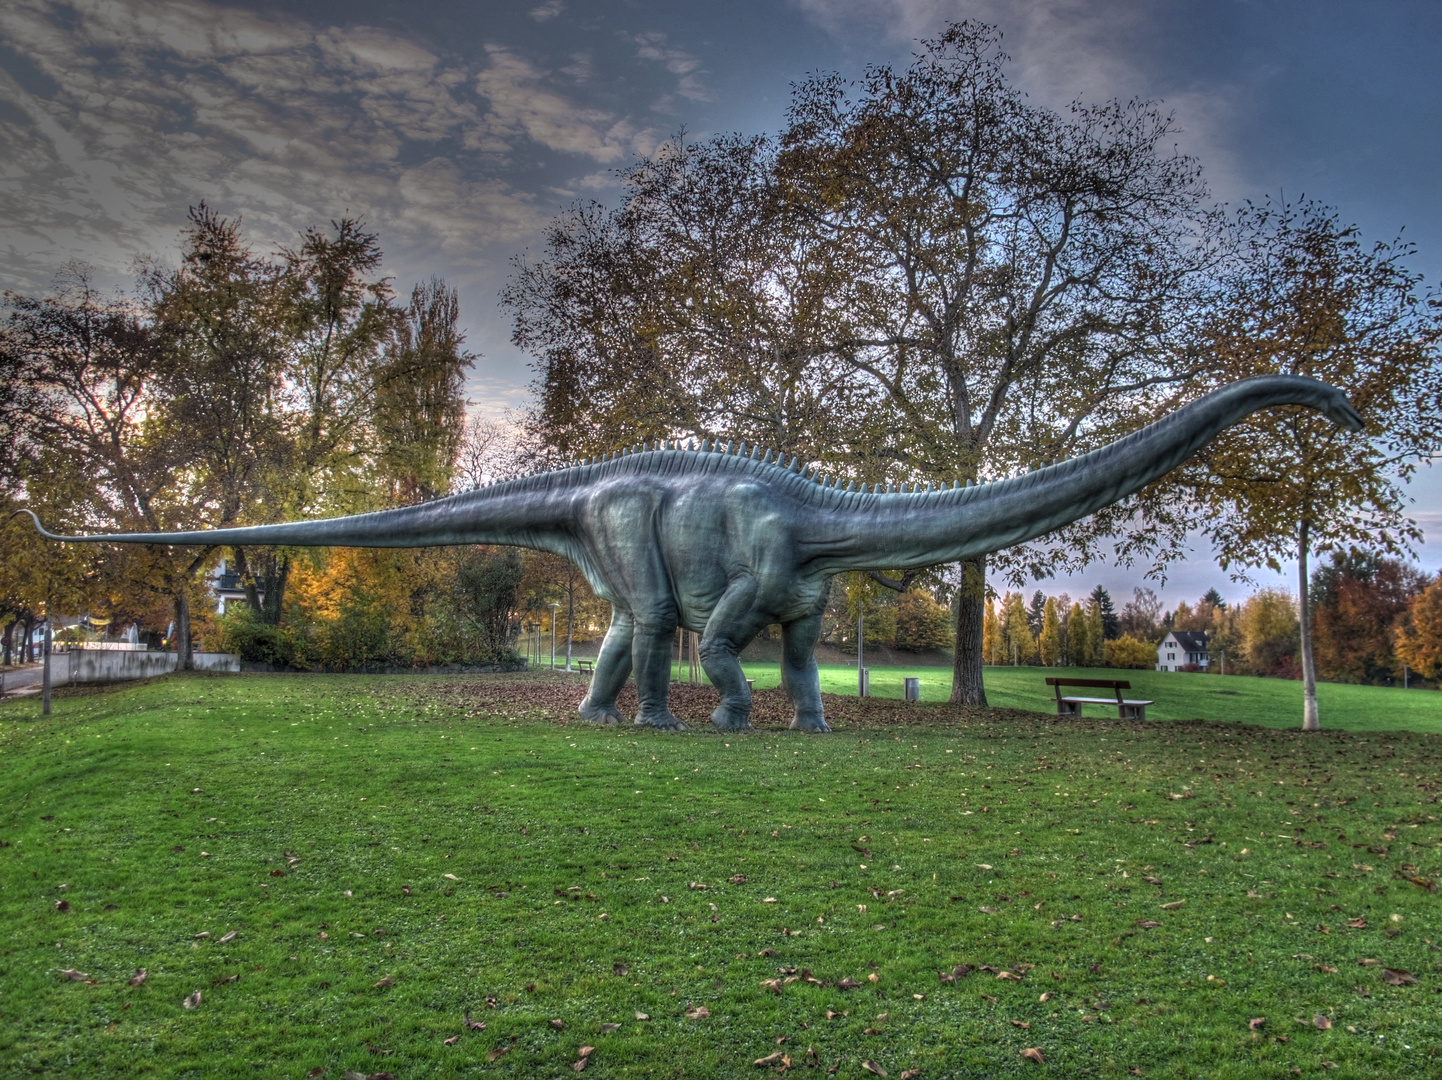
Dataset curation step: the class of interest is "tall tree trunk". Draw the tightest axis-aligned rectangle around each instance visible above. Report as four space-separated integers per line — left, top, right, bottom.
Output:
231 546 266 618
23 616 35 662
174 593 194 672
1299 519 1320 731
565 571 575 671
950 555 988 706
261 554 291 625
2 620 12 666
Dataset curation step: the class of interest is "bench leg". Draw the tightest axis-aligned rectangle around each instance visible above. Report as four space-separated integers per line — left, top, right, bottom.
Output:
1056 701 1081 717
1118 704 1146 721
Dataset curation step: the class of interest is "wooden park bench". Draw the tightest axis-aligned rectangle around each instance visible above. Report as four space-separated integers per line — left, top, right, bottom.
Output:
575 660 594 675
1045 677 1152 721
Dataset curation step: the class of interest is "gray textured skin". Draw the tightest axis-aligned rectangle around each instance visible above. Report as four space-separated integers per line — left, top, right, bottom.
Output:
28 375 1362 732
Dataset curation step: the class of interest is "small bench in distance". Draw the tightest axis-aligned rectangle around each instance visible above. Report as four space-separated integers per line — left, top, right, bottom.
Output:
1045 677 1152 721
576 660 594 675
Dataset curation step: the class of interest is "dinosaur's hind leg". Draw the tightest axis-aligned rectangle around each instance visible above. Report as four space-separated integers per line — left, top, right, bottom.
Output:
579 609 633 725
698 577 762 731
781 608 830 733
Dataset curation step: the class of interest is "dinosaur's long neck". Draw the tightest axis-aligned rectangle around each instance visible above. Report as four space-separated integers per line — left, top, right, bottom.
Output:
814 375 1358 573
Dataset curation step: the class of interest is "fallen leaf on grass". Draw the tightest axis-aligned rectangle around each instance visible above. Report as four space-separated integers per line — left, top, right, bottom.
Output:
183 989 202 1010
317 932 329 941
372 977 394 988
486 1045 512 1063
686 1007 710 1019
600 1022 623 1032
58 968 90 982
635 1012 649 1021
579 1046 594 1058
1347 917 1368 928
443 874 459 882
613 962 630 976
1039 992 1053 1003
571 1060 588 1073
760 979 783 995
997 971 1023 981
1136 920 1161 930
401 885 412 896
1382 969 1419 986
762 897 778 904
218 930 238 944
836 978 861 991
979 906 999 915
1010 1020 1031 1029
868 973 880 984
54 900 70 913
1021 1048 1045 1064
128 969 147 987
551 1019 565 1029
464 1011 486 1031
1248 1018 1266 1031
1358 958 1379 966
1314 1014 1332 1030
728 874 748 884
860 1061 888 1077
443 1035 460 1046
899 1072 920 1080
1315 964 1338 974
1160 900 1185 911
1143 876 1162 886
212 974 239 986
755 1052 786 1067
305 1069 326 1078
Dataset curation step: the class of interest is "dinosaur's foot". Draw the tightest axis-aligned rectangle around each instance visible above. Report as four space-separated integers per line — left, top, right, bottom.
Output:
789 712 832 733
578 698 625 725
710 703 754 731
635 710 689 732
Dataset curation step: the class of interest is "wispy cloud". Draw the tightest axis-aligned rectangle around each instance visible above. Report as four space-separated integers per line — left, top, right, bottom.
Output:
0 0 662 297
529 1 565 23
629 31 710 105
792 0 1248 199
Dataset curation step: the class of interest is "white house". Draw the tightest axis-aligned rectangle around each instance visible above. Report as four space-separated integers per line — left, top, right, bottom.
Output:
1157 630 1209 671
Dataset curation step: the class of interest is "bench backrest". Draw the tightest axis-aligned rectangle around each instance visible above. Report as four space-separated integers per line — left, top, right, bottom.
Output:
1045 676 1131 705
1045 678 1131 690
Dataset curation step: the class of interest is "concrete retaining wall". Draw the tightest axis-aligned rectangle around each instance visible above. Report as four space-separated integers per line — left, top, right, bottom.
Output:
66 650 240 683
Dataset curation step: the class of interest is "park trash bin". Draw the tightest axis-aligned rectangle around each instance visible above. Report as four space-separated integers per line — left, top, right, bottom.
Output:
904 677 920 702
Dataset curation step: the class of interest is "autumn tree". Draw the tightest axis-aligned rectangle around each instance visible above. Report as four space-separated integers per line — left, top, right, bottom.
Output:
1394 577 1442 682
1066 601 1090 667
1037 597 1062 666
0 267 215 667
1312 552 1428 683
1186 198 1442 727
506 22 1218 707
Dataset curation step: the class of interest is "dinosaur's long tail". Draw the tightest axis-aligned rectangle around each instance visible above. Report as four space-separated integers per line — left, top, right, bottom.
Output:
16 480 572 551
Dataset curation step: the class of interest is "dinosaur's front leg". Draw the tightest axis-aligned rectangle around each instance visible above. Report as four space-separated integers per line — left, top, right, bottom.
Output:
632 612 688 731
699 576 762 731
781 610 829 733
578 608 633 725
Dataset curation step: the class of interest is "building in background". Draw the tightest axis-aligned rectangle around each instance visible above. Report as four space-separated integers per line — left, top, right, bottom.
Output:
1157 630 1210 671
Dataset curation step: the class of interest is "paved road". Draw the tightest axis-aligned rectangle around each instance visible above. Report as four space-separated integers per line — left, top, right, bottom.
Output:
1 663 48 696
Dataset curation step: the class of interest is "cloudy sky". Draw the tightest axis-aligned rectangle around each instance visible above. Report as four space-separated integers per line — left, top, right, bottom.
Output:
3 0 1440 605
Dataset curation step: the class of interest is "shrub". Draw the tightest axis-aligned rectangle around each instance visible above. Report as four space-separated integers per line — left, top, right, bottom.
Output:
1106 634 1157 669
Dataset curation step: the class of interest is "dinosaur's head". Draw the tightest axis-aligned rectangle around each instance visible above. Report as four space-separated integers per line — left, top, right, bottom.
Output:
1322 387 1365 432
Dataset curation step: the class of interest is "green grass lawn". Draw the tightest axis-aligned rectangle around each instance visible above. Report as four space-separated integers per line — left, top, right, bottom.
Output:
3 671 1441 1079
726 664 1442 736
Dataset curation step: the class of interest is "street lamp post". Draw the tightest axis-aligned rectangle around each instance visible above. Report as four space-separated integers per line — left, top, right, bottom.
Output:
550 602 560 671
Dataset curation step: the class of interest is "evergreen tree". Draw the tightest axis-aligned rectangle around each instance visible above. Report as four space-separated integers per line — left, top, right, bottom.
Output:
1026 590 1047 636
1087 601 1107 665
1090 585 1120 640
1201 587 1226 610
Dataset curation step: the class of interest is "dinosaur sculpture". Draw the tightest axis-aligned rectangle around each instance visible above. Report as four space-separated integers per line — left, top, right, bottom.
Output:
27 375 1362 732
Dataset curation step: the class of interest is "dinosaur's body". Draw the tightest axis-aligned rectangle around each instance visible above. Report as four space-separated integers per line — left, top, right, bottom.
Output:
28 375 1363 731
